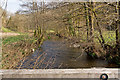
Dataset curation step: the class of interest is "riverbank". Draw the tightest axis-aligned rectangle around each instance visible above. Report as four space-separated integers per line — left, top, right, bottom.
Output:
1 30 119 69
16 38 119 69
2 34 37 69
63 30 120 66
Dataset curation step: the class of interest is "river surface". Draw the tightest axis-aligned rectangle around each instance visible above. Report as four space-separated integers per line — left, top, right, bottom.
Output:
17 39 118 69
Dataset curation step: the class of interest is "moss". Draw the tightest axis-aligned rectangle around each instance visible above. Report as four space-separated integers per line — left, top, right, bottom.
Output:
2 27 14 33
92 53 96 57
47 36 51 39
85 46 98 59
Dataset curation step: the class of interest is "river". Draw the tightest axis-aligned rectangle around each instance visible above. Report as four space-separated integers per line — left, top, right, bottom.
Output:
16 38 118 69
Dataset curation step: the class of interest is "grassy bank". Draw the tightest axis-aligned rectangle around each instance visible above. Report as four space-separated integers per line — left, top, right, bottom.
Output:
3 35 28 45
82 30 120 66
2 27 14 33
94 30 116 45
2 34 38 69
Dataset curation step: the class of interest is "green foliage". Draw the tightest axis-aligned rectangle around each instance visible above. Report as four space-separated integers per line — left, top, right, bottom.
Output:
34 30 36 37
94 30 116 45
2 27 14 33
2 35 29 45
103 31 116 43
34 26 42 38
47 36 51 39
92 53 96 57
46 30 55 33
69 26 74 36
88 52 97 58
107 55 120 66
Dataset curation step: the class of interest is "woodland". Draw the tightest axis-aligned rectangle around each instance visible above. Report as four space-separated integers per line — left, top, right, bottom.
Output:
1 1 120 69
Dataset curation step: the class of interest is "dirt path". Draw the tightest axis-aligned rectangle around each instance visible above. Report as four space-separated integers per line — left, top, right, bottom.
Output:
0 32 20 37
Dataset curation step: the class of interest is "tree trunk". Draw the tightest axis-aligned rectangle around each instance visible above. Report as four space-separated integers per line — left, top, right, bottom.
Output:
118 1 120 46
33 1 42 38
116 1 120 55
88 2 94 42
84 3 89 41
0 8 2 31
93 11 105 48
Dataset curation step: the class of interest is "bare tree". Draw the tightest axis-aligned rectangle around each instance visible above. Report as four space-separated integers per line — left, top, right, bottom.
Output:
116 1 120 55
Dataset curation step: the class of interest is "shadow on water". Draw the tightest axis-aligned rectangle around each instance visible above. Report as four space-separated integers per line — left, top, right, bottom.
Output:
16 39 118 69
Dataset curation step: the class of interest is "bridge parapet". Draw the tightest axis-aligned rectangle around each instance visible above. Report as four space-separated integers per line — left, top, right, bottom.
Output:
0 68 119 79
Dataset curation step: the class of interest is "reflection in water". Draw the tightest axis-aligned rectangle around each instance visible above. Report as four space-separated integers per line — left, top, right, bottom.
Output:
16 39 117 69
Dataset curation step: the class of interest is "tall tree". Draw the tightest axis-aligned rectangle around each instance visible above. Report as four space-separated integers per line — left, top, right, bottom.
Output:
118 1 120 46
84 3 89 41
88 2 94 42
116 1 120 55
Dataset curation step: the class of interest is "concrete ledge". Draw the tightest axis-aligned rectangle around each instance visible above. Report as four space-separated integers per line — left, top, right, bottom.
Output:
0 68 119 79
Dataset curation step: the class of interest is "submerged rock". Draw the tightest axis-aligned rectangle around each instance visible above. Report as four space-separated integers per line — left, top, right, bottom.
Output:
69 43 81 48
73 44 80 48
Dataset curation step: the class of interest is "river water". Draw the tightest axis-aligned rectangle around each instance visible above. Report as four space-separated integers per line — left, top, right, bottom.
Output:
16 39 118 69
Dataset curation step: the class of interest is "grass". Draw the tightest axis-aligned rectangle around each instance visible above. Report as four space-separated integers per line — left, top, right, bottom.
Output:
46 30 55 34
2 27 14 33
1 27 29 35
103 31 116 43
2 35 29 45
1 27 44 69
94 30 116 45
74 30 116 46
